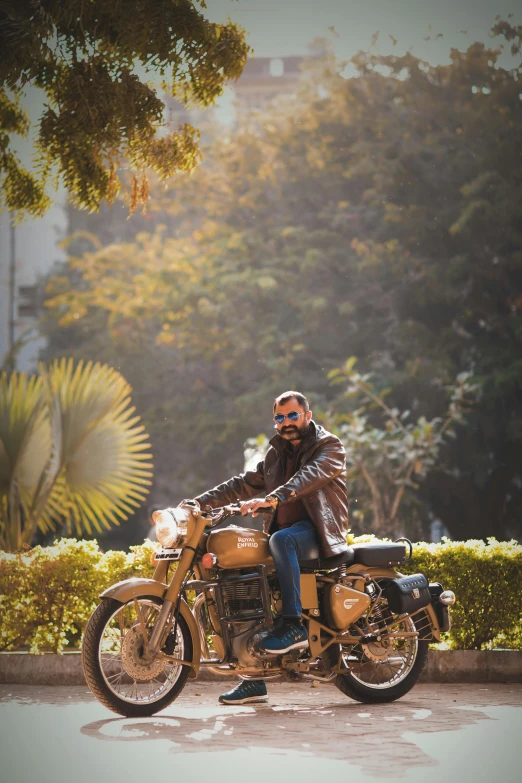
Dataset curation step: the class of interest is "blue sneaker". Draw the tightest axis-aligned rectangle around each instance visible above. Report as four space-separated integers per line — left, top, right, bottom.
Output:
261 621 308 654
218 679 268 705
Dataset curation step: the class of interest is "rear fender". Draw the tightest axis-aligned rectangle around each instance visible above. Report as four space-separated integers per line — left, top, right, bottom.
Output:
346 566 442 642
100 578 201 676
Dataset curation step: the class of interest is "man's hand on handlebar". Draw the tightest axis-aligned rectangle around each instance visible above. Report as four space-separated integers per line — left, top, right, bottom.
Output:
191 496 278 525
239 496 278 517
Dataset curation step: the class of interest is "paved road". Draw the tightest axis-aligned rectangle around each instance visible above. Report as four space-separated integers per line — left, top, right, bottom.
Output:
1 682 521 783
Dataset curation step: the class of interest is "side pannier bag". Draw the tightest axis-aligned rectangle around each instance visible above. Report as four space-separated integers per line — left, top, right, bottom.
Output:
384 573 431 616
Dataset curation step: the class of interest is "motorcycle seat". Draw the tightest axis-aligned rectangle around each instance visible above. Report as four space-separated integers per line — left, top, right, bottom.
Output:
299 548 355 572
351 542 407 566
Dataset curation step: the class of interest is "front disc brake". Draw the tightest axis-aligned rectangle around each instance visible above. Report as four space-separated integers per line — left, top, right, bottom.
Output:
121 624 166 681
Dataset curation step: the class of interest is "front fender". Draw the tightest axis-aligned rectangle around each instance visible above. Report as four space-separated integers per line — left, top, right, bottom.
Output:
100 578 201 676
101 578 167 602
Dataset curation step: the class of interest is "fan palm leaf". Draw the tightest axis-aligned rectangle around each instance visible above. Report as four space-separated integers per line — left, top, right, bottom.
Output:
0 359 153 550
0 373 47 550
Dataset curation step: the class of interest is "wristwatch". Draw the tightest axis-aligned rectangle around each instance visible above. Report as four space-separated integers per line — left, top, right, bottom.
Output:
264 494 279 509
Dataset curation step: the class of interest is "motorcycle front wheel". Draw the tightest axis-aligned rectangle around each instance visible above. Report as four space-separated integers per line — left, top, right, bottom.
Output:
330 610 429 704
82 596 192 717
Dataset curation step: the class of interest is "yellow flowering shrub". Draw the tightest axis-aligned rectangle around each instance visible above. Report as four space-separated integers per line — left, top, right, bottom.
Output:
0 536 520 652
408 538 522 650
0 538 158 653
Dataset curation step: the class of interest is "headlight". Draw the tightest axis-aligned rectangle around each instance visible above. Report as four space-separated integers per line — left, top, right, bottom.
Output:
153 508 188 548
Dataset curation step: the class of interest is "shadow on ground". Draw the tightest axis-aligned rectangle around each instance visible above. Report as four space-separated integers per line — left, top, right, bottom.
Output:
74 683 522 778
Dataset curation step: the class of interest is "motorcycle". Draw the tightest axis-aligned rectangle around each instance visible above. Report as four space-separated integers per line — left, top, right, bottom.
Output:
82 500 455 717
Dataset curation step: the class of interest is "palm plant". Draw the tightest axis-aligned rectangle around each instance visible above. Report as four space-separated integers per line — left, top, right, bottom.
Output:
0 358 152 551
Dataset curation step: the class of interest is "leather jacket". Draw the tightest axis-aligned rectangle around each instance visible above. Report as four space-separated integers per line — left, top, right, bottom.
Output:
194 420 349 558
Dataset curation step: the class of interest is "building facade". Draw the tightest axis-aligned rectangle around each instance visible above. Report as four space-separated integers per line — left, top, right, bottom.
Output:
0 195 67 372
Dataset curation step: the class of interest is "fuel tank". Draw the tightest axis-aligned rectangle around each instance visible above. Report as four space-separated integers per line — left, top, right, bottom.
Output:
207 525 273 569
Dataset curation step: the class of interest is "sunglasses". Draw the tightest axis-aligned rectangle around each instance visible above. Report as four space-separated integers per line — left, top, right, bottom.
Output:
273 411 306 424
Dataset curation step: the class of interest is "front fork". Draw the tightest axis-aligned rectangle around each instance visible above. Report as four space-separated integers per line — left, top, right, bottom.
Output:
145 599 175 658
144 524 206 659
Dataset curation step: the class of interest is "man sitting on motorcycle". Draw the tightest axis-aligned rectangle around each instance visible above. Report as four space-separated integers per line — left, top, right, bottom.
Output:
194 390 350 704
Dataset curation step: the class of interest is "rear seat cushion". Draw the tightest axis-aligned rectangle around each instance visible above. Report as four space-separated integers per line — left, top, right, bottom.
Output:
350 543 406 566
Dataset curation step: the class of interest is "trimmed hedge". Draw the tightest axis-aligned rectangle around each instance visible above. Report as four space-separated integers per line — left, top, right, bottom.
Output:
0 539 158 653
407 538 522 650
1 537 521 653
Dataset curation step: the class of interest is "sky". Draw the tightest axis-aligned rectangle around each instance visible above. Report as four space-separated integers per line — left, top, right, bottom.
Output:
205 0 520 64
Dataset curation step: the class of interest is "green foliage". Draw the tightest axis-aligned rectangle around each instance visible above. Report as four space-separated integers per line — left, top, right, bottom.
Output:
42 20 522 541
0 1 249 215
0 358 152 551
408 538 522 651
325 360 478 537
1 537 520 652
0 538 158 653
0 90 50 215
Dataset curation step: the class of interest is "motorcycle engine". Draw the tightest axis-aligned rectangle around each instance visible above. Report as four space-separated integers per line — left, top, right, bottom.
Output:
230 623 267 668
221 577 263 616
219 573 271 668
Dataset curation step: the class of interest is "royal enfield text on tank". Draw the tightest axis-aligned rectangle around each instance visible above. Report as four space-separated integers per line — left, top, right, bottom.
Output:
82 501 455 716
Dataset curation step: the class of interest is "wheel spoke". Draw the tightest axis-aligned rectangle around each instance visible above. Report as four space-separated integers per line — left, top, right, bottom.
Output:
105 669 124 683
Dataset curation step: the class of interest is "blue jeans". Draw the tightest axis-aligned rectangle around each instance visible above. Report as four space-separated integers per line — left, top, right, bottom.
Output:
268 520 320 620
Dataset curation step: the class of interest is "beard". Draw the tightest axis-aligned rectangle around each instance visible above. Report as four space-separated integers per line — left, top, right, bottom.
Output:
279 420 309 442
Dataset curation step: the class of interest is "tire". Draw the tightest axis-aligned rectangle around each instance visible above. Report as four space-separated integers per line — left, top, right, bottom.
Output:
82 597 193 717
333 639 428 704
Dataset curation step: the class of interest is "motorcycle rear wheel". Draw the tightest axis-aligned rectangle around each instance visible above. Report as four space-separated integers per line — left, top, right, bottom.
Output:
82 597 192 717
331 611 429 703
333 639 428 703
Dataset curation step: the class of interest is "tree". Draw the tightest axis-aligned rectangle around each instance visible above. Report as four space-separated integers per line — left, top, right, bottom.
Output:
42 20 522 541
0 0 248 216
326 359 478 538
0 358 152 551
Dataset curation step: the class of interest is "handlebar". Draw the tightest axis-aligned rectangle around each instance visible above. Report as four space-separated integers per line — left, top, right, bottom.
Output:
178 499 268 527
206 503 243 525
